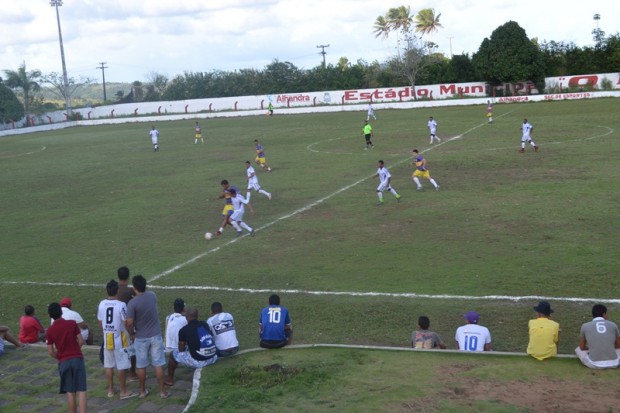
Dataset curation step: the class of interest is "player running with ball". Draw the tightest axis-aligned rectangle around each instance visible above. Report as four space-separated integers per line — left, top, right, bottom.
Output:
412 149 440 191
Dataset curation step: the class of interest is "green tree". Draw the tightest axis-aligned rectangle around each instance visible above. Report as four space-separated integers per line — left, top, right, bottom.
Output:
3 62 41 119
415 8 443 49
0 83 25 123
472 21 545 89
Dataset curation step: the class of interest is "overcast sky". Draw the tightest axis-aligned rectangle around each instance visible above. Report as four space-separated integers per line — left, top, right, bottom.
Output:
0 0 617 84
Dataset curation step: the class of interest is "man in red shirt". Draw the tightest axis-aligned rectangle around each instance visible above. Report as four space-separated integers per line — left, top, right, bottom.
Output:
46 302 87 413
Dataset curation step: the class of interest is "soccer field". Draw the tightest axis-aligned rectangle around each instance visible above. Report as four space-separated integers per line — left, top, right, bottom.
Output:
1 98 619 355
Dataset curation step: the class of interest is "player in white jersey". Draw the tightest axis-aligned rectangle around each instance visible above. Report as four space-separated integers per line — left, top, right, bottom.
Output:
519 118 538 152
374 160 401 205
427 116 441 144
455 311 492 351
229 188 254 236
149 126 160 152
164 298 187 351
366 103 377 121
245 161 272 201
97 280 137 400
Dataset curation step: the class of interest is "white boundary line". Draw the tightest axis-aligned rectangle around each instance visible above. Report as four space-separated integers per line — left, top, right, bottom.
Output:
0 145 46 158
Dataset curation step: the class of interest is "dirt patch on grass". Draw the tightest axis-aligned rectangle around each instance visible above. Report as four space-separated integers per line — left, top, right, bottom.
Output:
434 363 620 412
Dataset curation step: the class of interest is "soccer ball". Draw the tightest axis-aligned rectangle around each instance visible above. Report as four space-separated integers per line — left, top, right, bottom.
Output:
205 232 213 240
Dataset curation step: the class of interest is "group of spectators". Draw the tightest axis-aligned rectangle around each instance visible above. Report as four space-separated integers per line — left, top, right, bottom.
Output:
0 266 293 413
2 280 618 413
411 300 620 369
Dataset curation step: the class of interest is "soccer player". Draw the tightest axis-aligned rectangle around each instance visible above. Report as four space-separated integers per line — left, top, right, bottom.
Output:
455 311 492 351
149 126 159 152
259 294 292 349
254 139 272 172
486 101 493 124
267 101 274 116
215 180 236 236
519 118 538 153
245 161 272 201
411 149 440 191
362 120 374 150
229 188 254 236
427 116 441 144
97 280 137 400
374 160 401 205
366 103 377 121
194 122 203 144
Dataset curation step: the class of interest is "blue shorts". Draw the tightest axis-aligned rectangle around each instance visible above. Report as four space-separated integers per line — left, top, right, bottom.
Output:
134 336 166 368
58 357 87 394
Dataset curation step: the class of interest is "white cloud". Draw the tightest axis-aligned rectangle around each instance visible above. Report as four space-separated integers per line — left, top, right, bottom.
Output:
0 0 617 82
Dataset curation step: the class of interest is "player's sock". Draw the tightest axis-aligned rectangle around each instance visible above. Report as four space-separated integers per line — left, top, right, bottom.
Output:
413 177 423 189
231 221 242 232
259 190 270 198
240 222 252 232
245 192 251 202
430 179 439 188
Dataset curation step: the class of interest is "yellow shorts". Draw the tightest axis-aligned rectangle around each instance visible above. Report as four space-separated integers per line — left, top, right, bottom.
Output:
221 204 234 216
413 169 431 179
195 133 202 139
255 156 266 165
486 113 492 118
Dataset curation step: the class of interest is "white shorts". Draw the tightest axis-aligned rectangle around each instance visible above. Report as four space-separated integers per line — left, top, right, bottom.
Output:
521 136 531 142
575 347 620 369
247 182 260 191
103 347 132 370
172 350 217 369
230 210 245 221
377 182 391 192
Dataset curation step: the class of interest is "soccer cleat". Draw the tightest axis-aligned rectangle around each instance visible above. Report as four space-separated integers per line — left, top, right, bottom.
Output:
416 187 423 191
519 148 525 153
435 186 440 191
364 147 368 150
216 231 222 236
236 231 243 237
396 195 401 202
376 201 384 206
268 193 272 200
534 145 539 152
250 229 255 237
371 145 374 149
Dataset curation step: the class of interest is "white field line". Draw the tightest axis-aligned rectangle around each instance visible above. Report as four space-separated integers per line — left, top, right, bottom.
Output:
3 280 620 305
0 145 46 158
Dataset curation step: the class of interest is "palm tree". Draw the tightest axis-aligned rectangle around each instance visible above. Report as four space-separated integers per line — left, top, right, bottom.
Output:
372 15 391 39
415 8 443 41
387 6 414 35
3 62 41 119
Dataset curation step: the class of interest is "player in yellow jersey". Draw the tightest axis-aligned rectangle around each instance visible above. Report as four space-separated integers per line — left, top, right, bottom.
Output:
194 122 203 144
254 139 272 172
215 180 236 236
412 149 440 191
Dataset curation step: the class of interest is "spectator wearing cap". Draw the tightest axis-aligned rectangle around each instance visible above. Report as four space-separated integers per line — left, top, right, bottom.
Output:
527 301 560 361
164 298 187 351
455 311 492 351
53 298 93 345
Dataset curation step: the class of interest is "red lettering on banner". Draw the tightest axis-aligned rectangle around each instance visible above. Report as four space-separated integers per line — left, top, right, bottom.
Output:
398 88 411 98
385 89 396 99
344 90 358 101
440 84 456 95
568 75 598 87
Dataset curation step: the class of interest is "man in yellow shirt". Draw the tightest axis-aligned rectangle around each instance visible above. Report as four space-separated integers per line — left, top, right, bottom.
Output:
527 301 560 360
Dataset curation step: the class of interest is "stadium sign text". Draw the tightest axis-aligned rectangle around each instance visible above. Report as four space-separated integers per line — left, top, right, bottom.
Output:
344 82 486 101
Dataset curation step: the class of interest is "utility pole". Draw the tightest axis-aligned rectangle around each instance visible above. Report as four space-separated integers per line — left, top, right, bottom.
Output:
97 62 108 102
316 44 330 68
448 37 454 58
50 0 71 118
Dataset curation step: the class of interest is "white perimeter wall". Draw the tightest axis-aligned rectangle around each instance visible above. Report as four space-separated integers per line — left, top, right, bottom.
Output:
1 72 618 137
